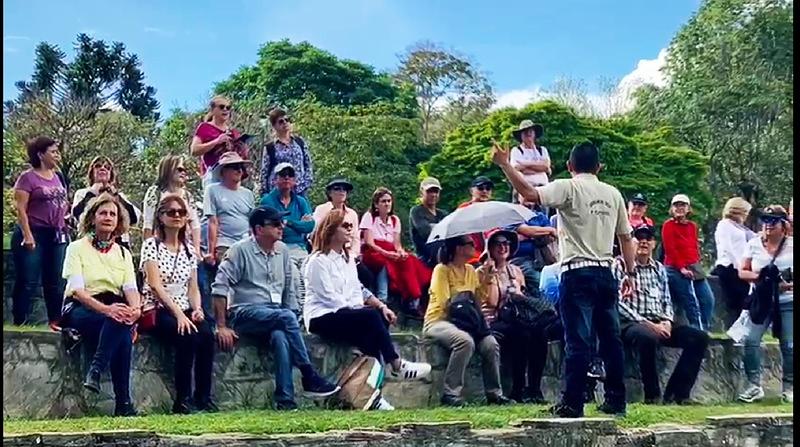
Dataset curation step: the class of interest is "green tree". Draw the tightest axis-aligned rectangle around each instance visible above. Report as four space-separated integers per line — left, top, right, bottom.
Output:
422 101 712 225
631 0 793 207
6 33 159 120
396 41 495 144
215 40 417 114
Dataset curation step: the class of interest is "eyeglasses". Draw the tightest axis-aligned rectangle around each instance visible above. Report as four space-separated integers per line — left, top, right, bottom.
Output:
276 117 291 125
216 104 232 111
425 187 441 194
226 164 245 171
265 219 285 228
491 240 511 247
341 222 354 230
93 163 112 170
162 209 188 218
175 167 187 174
476 185 493 192
330 186 349 192
761 216 784 226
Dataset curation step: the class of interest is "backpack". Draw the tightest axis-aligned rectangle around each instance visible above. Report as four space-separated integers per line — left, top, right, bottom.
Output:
335 353 385 410
447 291 490 341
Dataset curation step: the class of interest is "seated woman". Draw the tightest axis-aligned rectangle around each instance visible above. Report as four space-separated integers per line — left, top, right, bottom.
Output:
360 187 431 314
60 193 140 417
303 210 432 410
71 156 140 249
423 235 513 407
477 230 554 404
140 193 216 414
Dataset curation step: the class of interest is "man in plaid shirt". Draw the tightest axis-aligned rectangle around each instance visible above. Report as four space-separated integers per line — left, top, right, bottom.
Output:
614 224 709 405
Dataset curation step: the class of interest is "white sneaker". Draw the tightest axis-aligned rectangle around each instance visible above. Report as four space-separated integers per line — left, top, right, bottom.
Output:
387 360 432 382
738 384 765 403
782 390 793 403
373 396 395 411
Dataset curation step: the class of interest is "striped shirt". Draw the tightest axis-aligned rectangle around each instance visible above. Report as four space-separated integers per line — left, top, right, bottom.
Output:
613 257 673 323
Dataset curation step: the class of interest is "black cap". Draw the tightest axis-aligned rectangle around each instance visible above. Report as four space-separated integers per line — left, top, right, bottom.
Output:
633 224 656 240
471 176 494 188
759 206 789 220
325 177 353 191
249 206 290 228
630 193 648 205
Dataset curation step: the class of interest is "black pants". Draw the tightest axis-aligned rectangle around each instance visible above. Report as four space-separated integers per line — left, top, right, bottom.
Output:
154 309 215 404
621 322 709 401
711 264 751 329
492 318 563 396
309 307 399 364
357 262 377 295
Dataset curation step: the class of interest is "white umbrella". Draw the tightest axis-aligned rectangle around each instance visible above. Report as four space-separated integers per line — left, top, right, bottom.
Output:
426 201 534 244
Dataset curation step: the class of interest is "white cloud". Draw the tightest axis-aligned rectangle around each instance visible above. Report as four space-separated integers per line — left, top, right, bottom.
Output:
493 85 545 110
144 27 175 38
612 48 669 112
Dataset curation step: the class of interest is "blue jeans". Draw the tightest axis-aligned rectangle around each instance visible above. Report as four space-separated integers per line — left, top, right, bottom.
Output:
228 304 312 405
196 262 217 326
376 267 389 302
666 268 715 331
66 305 134 405
558 266 626 410
744 301 793 390
11 225 68 324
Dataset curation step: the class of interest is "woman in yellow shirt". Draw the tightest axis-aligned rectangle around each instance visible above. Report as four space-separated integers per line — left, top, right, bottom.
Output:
423 235 512 407
60 193 141 417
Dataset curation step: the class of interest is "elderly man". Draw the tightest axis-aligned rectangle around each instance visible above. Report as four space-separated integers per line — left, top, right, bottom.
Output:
615 224 709 405
212 207 339 411
409 177 449 267
492 140 635 418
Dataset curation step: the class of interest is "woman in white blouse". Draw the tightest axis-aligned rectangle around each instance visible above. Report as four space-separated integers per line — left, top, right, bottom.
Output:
712 197 756 328
303 210 431 410
141 193 216 414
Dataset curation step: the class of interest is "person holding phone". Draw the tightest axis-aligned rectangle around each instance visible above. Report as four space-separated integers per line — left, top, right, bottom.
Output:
191 95 250 188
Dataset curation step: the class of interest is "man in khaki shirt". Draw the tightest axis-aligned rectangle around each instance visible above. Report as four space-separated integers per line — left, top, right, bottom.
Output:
492 140 635 418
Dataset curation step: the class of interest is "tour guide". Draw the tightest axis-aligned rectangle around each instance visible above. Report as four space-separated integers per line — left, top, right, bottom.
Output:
491 140 636 418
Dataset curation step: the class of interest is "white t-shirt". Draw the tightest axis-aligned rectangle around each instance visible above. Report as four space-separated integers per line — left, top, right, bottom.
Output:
140 237 198 311
510 145 550 187
714 218 757 269
745 236 793 303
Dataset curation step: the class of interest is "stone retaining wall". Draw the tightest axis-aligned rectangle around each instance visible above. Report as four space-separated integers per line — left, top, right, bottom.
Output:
3 414 794 447
3 329 782 419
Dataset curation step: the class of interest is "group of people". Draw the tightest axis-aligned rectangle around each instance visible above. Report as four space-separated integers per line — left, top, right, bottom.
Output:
9 100 792 418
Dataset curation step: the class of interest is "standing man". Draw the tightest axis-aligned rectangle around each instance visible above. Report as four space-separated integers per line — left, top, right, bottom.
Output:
260 162 315 314
615 224 709 404
492 140 635 418
204 152 255 267
409 177 449 267
510 120 551 203
212 207 339 410
260 108 314 197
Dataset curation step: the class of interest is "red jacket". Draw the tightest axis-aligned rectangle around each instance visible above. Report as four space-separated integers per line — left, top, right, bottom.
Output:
661 218 700 269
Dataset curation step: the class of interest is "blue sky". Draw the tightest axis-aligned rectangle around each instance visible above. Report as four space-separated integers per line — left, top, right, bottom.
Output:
3 0 700 113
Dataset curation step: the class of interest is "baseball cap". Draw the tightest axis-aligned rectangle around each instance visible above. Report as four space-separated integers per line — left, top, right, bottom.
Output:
274 162 295 176
471 176 494 188
630 193 648 205
420 177 442 191
633 224 656 240
671 194 691 205
249 206 289 228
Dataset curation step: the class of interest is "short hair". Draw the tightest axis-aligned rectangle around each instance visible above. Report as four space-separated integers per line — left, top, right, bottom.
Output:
86 155 117 186
26 136 58 168
269 108 288 126
78 193 130 238
568 141 600 173
722 197 752 220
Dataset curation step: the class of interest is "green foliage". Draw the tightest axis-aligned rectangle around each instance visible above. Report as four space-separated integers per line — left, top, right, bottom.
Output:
215 40 416 114
3 131 27 235
422 101 712 224
631 0 793 208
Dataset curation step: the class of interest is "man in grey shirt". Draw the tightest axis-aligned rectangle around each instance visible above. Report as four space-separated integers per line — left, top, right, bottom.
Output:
212 206 340 410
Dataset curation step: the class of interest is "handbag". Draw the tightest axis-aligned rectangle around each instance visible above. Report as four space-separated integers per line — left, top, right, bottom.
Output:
748 236 787 325
447 291 490 341
137 239 188 332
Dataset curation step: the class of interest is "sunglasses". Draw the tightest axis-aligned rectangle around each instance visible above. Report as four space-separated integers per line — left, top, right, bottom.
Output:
264 219 285 228
330 185 349 192
93 163 112 170
216 104 232 111
459 239 475 247
175 166 187 174
426 187 441 193
226 164 245 171
162 208 188 218
276 117 291 125
341 222 354 230
476 185 493 192
761 217 785 226
491 240 511 247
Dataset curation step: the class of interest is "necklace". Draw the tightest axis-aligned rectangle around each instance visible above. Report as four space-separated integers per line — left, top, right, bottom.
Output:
89 231 115 253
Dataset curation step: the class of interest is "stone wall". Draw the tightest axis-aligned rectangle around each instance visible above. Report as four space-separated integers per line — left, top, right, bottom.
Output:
3 329 783 419
3 415 794 447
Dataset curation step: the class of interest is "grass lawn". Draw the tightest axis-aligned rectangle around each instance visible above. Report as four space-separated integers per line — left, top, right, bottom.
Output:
3 400 792 436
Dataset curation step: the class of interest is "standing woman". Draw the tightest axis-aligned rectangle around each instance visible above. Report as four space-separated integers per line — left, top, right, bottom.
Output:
59 193 140 416
141 193 216 414
142 155 202 257
190 95 249 187
737 206 793 404
360 187 431 312
11 136 70 327
71 156 140 248
712 197 756 329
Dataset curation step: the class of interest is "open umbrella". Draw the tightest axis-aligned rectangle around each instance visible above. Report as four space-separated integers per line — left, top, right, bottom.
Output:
426 201 534 244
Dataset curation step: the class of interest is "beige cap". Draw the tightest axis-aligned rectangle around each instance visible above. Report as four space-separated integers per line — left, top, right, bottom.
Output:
671 194 691 205
420 177 442 191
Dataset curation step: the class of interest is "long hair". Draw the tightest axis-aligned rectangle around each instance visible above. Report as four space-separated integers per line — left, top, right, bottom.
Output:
369 187 394 218
86 155 117 186
204 95 231 122
79 192 130 238
311 210 349 261
155 155 184 191
152 193 189 244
